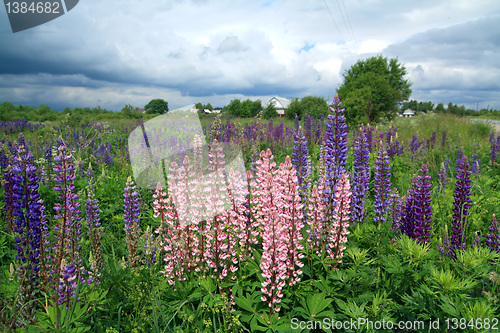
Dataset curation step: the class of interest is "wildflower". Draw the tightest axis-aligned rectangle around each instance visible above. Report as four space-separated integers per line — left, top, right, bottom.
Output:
486 214 499 253
291 126 311 206
351 126 370 223
450 157 472 258
326 173 351 269
323 94 348 219
58 260 78 310
123 176 141 267
373 144 391 223
388 188 402 230
85 164 102 283
401 164 433 244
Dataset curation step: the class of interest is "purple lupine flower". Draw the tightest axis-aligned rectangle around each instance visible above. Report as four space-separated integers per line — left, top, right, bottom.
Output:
351 126 370 223
58 261 78 310
401 165 433 244
471 154 481 176
410 134 419 156
373 144 391 223
294 114 299 132
486 214 500 253
438 162 447 193
456 146 464 172
53 144 85 288
291 126 310 205
450 157 472 258
438 226 454 259
364 125 374 153
124 176 140 267
441 130 447 147
0 146 7 171
304 113 312 144
430 131 436 149
490 133 498 165
12 134 44 308
85 164 102 284
388 188 402 230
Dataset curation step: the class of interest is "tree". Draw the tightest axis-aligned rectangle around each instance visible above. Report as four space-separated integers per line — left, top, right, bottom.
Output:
337 55 412 125
145 99 169 114
285 98 302 120
262 102 278 119
195 102 203 109
226 99 242 116
435 103 445 113
300 96 329 118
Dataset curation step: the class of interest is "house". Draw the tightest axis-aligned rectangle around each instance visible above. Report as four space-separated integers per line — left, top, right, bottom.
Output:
402 109 416 117
266 96 291 117
135 108 146 114
202 109 212 114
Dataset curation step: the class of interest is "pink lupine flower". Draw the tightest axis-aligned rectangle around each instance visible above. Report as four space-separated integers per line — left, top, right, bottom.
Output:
326 173 351 269
306 183 326 257
277 156 305 286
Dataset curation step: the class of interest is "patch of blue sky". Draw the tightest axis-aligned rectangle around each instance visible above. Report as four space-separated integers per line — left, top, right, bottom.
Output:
298 43 315 53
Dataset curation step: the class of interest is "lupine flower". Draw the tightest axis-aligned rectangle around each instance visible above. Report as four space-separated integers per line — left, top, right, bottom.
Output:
12 134 44 319
323 94 348 219
294 114 299 132
441 130 447 147
430 131 436 149
438 162 447 193
490 133 498 165
438 225 454 259
123 176 141 267
351 126 370 223
277 156 304 286
456 146 464 170
306 184 326 257
450 157 472 258
304 113 312 144
292 126 311 206
52 144 85 293
471 154 481 176
401 164 433 244
85 164 102 283
388 187 402 230
58 260 78 310
486 214 500 253
326 173 351 269
373 144 392 223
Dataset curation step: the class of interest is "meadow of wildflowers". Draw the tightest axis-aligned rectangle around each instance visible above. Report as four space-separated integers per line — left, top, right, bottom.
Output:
0 96 499 332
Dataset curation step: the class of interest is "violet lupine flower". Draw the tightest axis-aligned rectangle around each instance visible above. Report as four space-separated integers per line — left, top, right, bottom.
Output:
323 94 348 218
123 176 141 267
450 157 472 258
486 214 500 253
490 133 498 165
401 165 433 244
410 134 419 156
364 125 374 153
471 154 481 176
85 164 102 283
58 260 78 310
430 131 436 149
53 144 85 286
456 146 464 172
12 134 44 313
441 130 447 147
326 173 351 269
351 127 370 223
373 144 392 223
304 113 312 144
292 126 311 205
438 226 454 259
438 162 447 193
388 188 402 230
294 114 299 132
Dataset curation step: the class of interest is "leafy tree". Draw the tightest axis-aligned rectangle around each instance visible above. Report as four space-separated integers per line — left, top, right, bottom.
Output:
301 96 329 118
285 98 302 120
262 102 278 119
204 103 213 110
435 103 445 113
145 99 169 114
337 55 412 125
226 99 242 116
121 104 136 115
195 102 203 109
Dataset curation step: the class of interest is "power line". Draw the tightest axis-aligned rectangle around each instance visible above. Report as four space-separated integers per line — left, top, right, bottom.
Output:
323 0 353 57
338 0 359 53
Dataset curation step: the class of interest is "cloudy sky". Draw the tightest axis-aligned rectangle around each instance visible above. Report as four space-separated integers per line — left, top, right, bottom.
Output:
0 0 499 111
